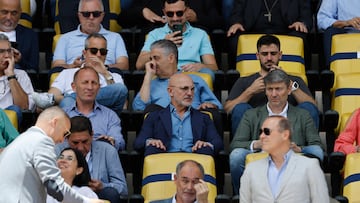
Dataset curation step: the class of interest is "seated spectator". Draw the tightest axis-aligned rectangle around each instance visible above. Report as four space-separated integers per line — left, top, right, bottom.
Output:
56 116 127 203
151 160 209 203
226 0 312 69
0 33 35 125
133 39 222 134
62 66 125 151
0 108 19 153
317 0 360 68
52 0 128 71
47 147 98 203
135 0 218 80
334 108 360 155
0 0 39 72
133 39 221 111
225 34 318 135
32 33 128 114
230 69 323 195
134 73 223 157
118 0 223 33
240 115 329 202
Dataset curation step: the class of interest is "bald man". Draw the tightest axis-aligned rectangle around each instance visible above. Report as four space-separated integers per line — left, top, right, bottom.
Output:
134 73 223 156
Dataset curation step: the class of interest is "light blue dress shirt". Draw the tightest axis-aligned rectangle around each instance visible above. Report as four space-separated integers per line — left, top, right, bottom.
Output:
168 104 193 152
317 0 360 30
53 25 128 65
62 101 125 151
268 150 293 198
132 73 222 110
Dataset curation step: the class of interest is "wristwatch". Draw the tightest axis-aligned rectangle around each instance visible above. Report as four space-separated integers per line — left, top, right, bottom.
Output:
106 74 113 81
291 81 299 92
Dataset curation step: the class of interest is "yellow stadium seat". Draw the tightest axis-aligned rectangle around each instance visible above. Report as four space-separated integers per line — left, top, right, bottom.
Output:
342 153 360 202
245 152 269 166
19 0 32 28
4 110 18 130
108 0 122 32
236 34 307 84
184 71 213 91
141 153 217 203
330 33 360 89
331 73 360 133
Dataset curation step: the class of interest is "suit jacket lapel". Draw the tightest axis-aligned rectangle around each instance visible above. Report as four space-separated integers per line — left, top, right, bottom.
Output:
276 153 298 197
159 107 173 138
190 109 202 141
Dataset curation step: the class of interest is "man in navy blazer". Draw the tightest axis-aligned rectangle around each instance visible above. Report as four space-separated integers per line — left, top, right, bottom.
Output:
134 73 223 156
0 0 39 71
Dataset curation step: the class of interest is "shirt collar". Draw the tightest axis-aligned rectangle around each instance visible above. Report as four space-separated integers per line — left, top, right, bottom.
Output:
268 149 293 165
267 102 288 117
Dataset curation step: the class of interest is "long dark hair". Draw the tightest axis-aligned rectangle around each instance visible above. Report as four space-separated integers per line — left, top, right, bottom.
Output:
59 147 91 186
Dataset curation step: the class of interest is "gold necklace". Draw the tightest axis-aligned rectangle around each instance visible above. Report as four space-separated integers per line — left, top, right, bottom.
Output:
263 0 280 22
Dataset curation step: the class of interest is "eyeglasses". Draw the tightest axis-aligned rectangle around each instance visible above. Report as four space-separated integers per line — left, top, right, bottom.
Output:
79 11 103 18
165 10 185 17
259 51 279 56
0 48 12 55
171 86 195 92
64 130 71 138
57 154 74 161
0 10 19 16
259 127 272 136
85 47 108 56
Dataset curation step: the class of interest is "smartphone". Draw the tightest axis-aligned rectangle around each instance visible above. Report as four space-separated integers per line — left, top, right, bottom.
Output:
173 24 183 37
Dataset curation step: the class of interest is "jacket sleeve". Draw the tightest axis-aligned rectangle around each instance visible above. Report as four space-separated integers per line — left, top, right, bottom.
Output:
334 109 360 154
230 109 257 151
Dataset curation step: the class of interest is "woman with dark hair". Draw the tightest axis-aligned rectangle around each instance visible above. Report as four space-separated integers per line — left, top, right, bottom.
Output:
47 148 98 202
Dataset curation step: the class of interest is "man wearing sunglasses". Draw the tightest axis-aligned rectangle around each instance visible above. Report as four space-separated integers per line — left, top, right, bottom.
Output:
33 33 128 115
135 0 218 81
52 0 129 71
229 69 323 195
225 34 318 136
240 115 329 202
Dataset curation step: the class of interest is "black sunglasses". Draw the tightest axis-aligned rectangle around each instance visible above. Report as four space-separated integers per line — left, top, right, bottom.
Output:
259 128 271 136
86 48 108 56
166 10 185 17
79 11 103 18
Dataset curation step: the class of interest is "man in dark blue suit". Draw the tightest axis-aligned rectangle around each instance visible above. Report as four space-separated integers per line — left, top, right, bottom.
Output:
134 73 223 156
0 0 39 72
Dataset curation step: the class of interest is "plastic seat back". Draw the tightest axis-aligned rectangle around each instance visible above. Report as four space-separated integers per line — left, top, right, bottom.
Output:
330 33 360 89
236 34 307 84
19 0 32 28
184 71 213 91
332 73 360 133
342 153 360 202
245 153 269 166
4 110 18 130
141 153 217 203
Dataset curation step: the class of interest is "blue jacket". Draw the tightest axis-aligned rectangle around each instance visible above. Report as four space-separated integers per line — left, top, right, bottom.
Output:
134 106 223 156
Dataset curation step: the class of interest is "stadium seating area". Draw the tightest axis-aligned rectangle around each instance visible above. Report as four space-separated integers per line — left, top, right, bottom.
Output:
5 0 360 202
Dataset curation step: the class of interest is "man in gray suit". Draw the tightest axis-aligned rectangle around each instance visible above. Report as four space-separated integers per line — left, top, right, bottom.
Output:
151 160 209 203
240 115 329 202
56 116 128 203
0 106 103 203
229 69 324 194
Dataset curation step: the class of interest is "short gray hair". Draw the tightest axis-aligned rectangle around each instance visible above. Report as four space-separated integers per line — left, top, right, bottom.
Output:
78 0 104 12
263 69 291 87
150 39 178 63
